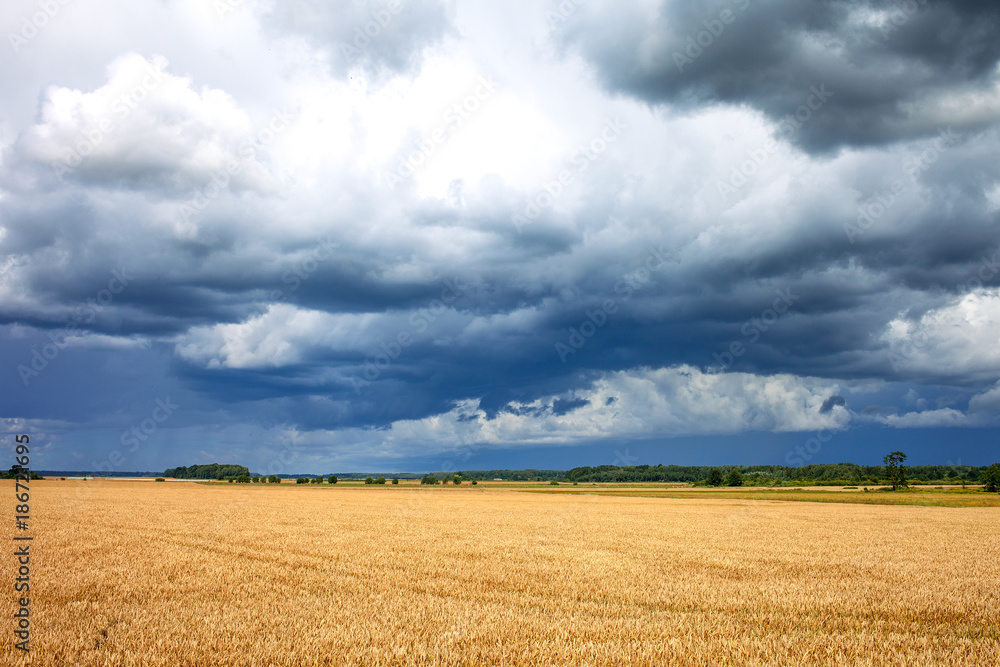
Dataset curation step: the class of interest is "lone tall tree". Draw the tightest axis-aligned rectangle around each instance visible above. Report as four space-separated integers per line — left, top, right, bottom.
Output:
883 451 908 490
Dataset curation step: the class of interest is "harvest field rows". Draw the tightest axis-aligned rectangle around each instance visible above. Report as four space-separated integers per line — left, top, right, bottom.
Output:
4 480 999 666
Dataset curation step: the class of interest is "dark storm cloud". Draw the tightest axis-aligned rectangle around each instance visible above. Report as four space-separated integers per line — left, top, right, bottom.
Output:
557 0 1000 152
551 397 589 415
820 394 846 412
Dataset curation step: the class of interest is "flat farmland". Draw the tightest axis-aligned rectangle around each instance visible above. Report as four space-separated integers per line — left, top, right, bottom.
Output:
4 480 999 666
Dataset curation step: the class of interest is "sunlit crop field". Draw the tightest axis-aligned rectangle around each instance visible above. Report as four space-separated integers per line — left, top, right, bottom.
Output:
4 480 999 666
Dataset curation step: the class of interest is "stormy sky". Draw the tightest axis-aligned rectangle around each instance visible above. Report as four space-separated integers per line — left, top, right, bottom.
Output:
2 0 999 474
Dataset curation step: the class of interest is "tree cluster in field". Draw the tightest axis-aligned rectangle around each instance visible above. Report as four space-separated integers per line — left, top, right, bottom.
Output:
702 468 746 487
293 476 325 484
163 463 250 479
1 465 43 480
435 469 564 481
420 474 464 485
325 473 424 480
231 475 281 483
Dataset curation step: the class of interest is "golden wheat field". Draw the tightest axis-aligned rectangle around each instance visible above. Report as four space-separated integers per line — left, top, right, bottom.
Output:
3 480 999 666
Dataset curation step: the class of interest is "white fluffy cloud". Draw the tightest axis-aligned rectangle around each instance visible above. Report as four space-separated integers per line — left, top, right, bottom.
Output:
871 381 1000 428
13 53 277 193
882 288 1000 382
294 365 851 457
969 381 1000 413
875 408 970 428
175 303 371 369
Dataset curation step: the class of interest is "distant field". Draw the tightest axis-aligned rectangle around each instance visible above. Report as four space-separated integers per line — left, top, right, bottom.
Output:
217 478 1000 507
4 480 999 666
523 485 1000 507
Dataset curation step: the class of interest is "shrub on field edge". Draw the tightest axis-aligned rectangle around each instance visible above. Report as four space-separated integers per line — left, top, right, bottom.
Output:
392 478 399 485
155 477 165 482
329 475 338 485
982 464 1000 493
296 477 309 484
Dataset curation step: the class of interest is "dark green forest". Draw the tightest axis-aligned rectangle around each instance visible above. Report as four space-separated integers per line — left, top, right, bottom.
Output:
162 463 250 479
448 463 993 486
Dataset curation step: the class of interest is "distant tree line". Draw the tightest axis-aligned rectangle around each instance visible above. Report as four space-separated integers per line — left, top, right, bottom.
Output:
163 463 250 479
440 469 565 481
559 462 996 486
158 460 1000 492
